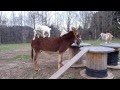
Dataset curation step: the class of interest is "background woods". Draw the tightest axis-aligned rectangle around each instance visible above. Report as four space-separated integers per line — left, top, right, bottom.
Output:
0 11 120 44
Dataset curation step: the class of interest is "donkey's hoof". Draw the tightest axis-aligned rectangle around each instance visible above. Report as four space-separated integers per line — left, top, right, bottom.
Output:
58 64 63 70
35 67 40 72
35 69 40 74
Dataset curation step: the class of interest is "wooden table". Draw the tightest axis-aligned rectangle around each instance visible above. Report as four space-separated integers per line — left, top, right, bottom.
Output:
101 43 120 69
80 46 115 79
62 43 91 68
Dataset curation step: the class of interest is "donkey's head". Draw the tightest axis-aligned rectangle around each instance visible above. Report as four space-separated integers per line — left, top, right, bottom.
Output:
71 27 82 45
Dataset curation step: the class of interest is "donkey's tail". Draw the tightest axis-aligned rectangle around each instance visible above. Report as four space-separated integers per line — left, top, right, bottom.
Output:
31 48 33 59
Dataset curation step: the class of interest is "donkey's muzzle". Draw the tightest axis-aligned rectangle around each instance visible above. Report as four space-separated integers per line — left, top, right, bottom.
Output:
76 38 81 46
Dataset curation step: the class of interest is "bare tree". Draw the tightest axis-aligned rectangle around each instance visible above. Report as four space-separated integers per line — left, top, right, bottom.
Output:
65 11 82 31
0 11 2 44
7 11 18 26
89 11 119 39
54 11 64 29
12 11 16 26
1 16 8 26
66 11 72 31
69 11 80 28
0 11 8 26
17 11 23 26
0 11 2 26
40 11 52 26
27 11 39 29
78 11 94 29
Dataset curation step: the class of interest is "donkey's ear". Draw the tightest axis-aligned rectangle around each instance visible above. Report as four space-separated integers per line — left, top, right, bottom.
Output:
71 27 76 30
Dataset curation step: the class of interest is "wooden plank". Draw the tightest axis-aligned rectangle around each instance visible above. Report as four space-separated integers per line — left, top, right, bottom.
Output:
49 48 89 79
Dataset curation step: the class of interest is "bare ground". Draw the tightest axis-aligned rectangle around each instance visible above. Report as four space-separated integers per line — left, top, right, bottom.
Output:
0 48 120 79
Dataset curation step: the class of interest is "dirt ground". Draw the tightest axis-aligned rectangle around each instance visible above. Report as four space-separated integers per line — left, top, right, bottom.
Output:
0 47 120 79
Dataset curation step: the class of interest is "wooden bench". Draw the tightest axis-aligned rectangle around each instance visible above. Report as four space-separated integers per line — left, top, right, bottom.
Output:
62 43 91 68
101 43 120 69
80 46 115 79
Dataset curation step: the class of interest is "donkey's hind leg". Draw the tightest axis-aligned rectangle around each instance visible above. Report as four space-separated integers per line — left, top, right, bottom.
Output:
58 53 63 69
33 50 40 72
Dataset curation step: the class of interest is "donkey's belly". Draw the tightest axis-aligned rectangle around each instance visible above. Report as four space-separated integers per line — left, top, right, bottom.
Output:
42 51 59 55
41 45 60 52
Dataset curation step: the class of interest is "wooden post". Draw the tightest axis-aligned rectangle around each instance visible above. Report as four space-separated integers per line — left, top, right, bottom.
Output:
69 47 83 63
86 53 107 70
101 43 120 69
49 48 89 79
62 43 91 67
80 46 115 79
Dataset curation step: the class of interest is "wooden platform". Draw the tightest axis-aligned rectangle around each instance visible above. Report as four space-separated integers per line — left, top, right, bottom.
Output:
63 61 120 69
100 43 120 49
80 46 115 53
80 69 114 79
71 42 91 47
107 62 120 69
80 46 115 79
67 43 91 68
101 43 120 68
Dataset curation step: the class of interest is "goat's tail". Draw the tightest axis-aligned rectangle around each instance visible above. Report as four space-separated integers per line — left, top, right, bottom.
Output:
97 36 101 41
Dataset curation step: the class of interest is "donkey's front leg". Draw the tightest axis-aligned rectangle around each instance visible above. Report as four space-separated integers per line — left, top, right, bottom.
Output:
58 53 63 69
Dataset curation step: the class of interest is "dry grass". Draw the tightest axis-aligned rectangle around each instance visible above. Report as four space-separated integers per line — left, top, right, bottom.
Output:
0 39 120 79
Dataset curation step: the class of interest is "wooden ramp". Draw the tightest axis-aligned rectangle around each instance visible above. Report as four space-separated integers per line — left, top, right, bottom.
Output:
49 48 89 79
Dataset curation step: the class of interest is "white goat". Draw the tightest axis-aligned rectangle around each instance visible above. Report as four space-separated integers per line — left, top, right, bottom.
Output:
33 25 51 40
97 33 113 43
60 28 68 36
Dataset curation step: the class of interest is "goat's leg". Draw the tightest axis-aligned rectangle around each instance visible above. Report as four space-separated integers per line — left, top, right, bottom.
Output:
105 38 108 43
106 39 109 43
42 31 45 38
37 35 39 38
49 31 51 37
58 53 63 69
33 30 36 40
109 38 112 43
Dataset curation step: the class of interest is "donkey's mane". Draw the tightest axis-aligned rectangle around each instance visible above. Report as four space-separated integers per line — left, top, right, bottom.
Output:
61 31 74 39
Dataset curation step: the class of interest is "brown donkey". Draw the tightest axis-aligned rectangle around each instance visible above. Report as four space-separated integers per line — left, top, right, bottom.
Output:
31 27 81 71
